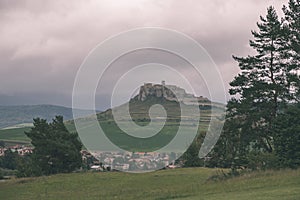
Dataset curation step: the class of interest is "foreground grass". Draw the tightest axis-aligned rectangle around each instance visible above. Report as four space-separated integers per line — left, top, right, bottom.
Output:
0 168 299 200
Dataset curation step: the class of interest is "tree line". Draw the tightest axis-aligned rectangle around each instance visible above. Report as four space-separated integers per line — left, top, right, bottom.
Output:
204 0 300 172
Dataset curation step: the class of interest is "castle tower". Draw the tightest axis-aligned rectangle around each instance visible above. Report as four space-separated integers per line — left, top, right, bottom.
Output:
162 80 165 98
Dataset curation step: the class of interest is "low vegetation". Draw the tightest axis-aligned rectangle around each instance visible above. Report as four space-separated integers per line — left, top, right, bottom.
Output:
0 168 299 200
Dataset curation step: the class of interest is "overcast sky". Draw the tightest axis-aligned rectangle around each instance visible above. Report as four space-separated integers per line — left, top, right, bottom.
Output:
0 0 288 110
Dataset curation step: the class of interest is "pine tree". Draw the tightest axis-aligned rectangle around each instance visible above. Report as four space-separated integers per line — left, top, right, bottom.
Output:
272 0 300 169
210 7 289 170
283 0 300 101
230 6 286 152
25 116 82 175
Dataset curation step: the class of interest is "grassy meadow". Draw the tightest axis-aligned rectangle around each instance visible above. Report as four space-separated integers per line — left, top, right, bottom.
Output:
0 127 31 145
0 167 299 200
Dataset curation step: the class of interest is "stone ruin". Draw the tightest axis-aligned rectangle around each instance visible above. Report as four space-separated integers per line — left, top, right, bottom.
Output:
137 81 209 105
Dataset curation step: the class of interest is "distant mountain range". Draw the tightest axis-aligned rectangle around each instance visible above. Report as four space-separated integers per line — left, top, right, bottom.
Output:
0 105 97 129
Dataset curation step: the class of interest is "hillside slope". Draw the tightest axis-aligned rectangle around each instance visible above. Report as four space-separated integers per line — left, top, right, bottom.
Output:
0 105 96 129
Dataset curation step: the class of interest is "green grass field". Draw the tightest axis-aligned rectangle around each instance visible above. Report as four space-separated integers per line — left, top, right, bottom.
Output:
0 168 299 200
0 127 31 144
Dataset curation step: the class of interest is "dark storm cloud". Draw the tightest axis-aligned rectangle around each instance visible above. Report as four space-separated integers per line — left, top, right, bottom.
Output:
0 0 288 109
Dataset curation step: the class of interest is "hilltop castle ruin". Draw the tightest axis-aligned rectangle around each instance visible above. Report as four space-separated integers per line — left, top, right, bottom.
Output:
137 81 209 105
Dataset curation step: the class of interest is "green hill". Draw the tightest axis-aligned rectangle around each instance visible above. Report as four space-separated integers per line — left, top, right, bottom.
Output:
0 168 299 200
0 104 96 129
0 127 31 145
0 105 98 145
65 96 224 152
0 95 224 148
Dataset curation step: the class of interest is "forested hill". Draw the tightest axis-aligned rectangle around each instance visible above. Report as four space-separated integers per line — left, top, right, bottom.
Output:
0 105 97 129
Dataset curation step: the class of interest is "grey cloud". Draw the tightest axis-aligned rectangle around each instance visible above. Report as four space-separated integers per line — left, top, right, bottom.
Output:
0 0 288 110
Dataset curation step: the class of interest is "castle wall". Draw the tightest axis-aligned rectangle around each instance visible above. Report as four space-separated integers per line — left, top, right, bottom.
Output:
137 82 209 105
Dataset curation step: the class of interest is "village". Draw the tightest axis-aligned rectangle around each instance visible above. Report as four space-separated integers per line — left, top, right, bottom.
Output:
0 145 181 172
0 145 33 157
81 150 181 171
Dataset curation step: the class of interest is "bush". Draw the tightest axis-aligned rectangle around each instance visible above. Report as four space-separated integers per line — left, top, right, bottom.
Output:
0 168 17 178
247 152 280 170
16 155 42 178
0 169 3 179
